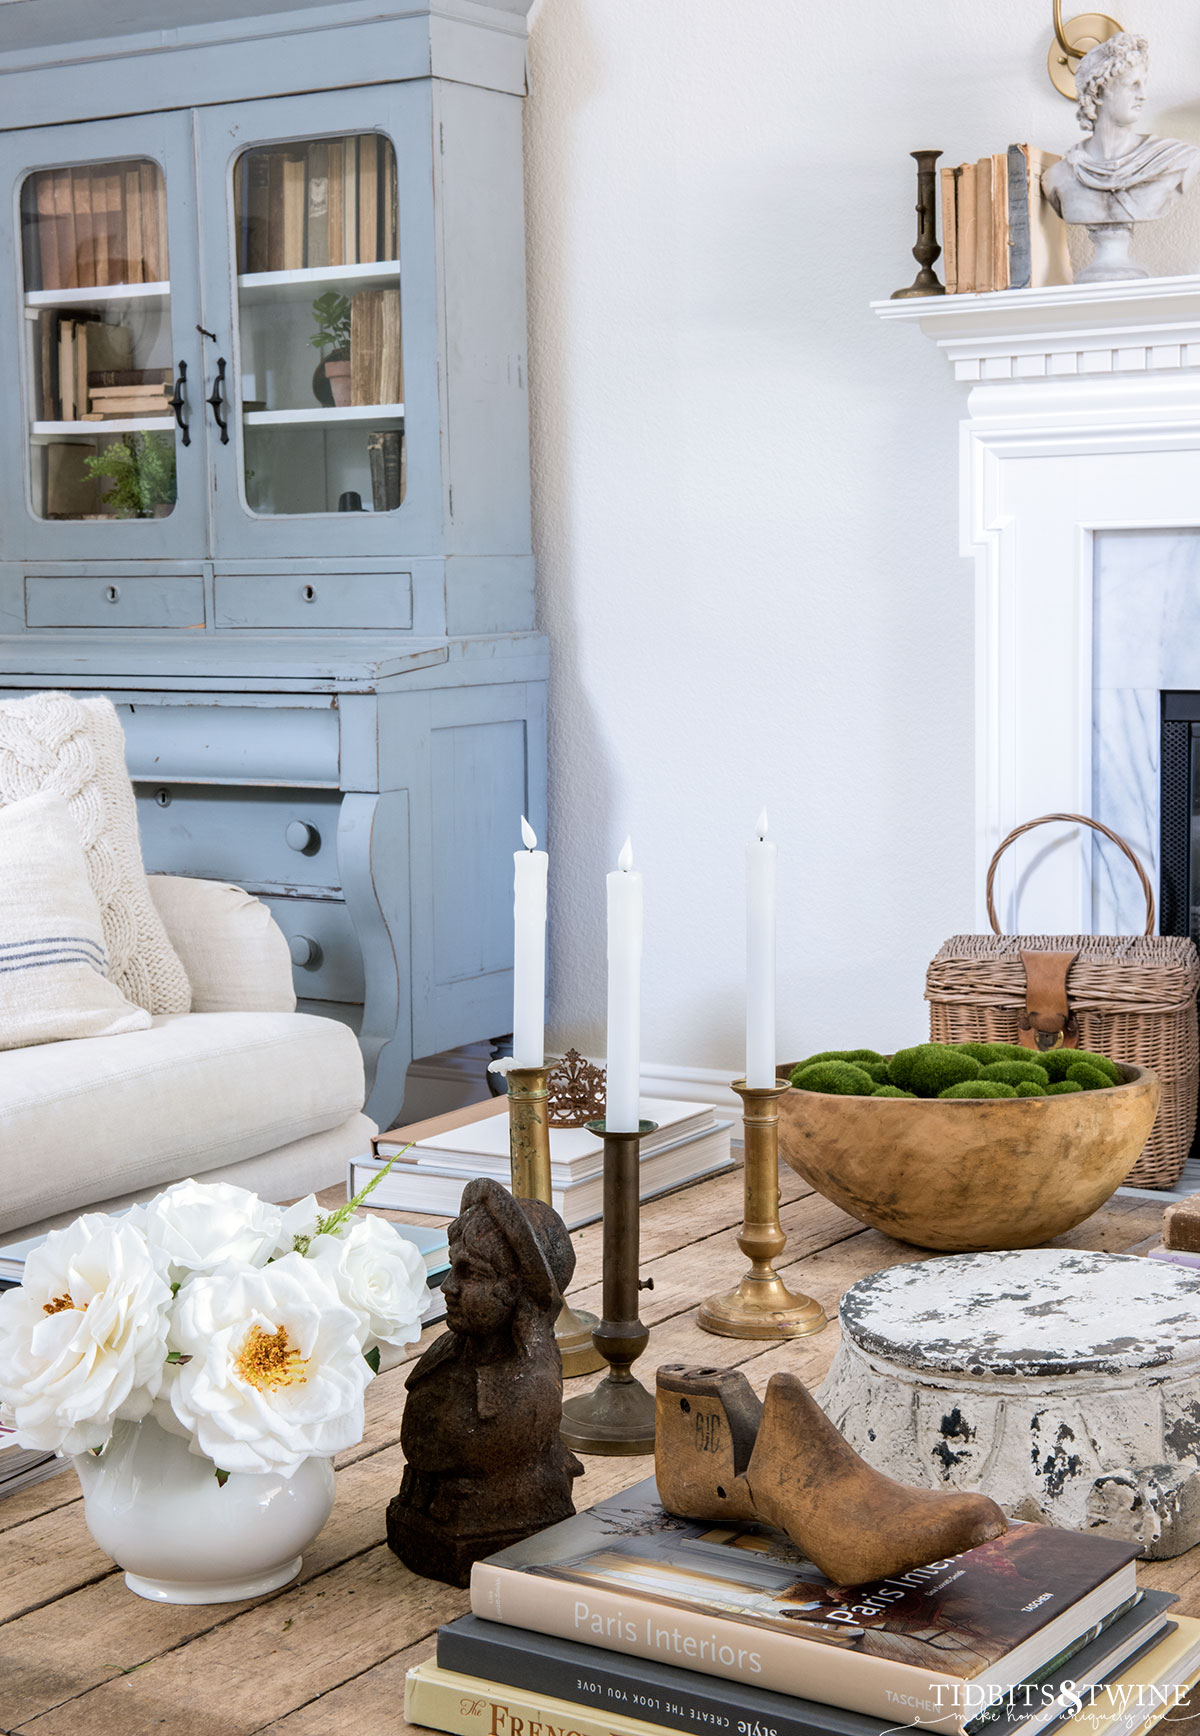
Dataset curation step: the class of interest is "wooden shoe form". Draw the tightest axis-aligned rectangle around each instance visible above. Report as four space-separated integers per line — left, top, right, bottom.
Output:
655 1363 1008 1585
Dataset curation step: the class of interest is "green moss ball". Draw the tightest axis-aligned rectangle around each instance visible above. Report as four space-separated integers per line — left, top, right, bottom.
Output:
981 1060 1051 1088
939 1080 1018 1099
789 1049 883 1080
872 1084 917 1098
950 1043 1004 1065
1037 1048 1122 1085
1045 1079 1083 1094
1065 1061 1113 1092
888 1045 983 1096
1015 1081 1048 1097
791 1060 878 1096
862 1061 892 1084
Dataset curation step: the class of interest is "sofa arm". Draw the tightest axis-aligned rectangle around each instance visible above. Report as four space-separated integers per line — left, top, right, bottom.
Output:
147 876 297 1014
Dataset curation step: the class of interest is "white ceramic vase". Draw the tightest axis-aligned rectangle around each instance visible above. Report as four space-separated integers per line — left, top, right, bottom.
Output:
72 1415 335 1604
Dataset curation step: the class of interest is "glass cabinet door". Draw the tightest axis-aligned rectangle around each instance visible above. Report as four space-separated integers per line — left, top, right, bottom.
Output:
198 86 439 561
0 111 209 562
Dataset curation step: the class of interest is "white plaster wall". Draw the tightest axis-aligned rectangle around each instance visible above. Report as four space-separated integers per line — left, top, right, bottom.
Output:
523 0 1200 1072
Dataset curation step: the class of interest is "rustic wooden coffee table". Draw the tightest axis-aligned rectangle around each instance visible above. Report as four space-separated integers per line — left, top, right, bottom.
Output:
1 1171 1196 1736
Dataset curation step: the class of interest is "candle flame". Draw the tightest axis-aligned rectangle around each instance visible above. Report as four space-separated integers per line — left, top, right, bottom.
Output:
520 815 538 850
618 836 634 872
756 808 769 841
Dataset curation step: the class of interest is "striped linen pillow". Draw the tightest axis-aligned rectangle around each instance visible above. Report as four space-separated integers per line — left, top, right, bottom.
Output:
0 793 150 1050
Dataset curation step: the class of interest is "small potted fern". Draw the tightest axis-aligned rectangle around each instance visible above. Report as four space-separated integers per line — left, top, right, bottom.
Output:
310 291 352 407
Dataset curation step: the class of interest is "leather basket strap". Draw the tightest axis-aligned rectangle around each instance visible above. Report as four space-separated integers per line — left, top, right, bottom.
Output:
985 812 1155 937
1017 949 1080 1052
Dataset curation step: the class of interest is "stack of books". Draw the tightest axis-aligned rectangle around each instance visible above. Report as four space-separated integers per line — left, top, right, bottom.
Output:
352 1096 735 1229
235 135 398 274
22 159 168 291
407 1478 1200 1736
940 145 1070 295
36 317 147 422
0 1428 65 1500
84 378 173 421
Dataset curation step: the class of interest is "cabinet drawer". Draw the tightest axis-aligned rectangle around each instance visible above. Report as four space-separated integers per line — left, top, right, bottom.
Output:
135 786 344 889
213 572 412 630
119 703 340 786
262 897 364 1004
25 573 206 629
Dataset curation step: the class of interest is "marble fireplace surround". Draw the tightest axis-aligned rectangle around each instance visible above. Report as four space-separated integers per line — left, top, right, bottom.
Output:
878 277 1200 939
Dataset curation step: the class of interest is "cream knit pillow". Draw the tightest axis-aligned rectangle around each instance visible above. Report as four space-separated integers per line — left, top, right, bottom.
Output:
0 692 190 1014
0 793 151 1049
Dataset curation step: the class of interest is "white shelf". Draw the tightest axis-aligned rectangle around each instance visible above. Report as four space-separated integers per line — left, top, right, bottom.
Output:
32 418 175 442
237 262 400 307
242 404 403 426
24 281 171 312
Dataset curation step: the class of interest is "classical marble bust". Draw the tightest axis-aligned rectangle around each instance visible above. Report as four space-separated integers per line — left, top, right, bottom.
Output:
1042 33 1200 282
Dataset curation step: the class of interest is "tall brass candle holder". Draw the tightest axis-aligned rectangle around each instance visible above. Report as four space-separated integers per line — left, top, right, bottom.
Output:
560 1119 658 1455
505 1066 604 1377
697 1079 826 1340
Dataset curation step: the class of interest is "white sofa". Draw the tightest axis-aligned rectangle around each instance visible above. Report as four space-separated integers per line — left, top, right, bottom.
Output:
0 875 376 1242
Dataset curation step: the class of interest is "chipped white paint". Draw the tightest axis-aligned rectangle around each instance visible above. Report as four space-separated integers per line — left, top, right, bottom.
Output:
819 1250 1200 1559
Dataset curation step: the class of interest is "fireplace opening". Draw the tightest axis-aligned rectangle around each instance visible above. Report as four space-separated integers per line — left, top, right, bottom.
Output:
1160 693 1200 944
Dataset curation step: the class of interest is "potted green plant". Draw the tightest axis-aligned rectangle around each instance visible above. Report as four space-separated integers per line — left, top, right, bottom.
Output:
83 432 177 518
310 290 352 407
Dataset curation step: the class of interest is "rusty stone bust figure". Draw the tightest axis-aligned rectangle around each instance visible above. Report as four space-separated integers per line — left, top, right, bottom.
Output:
386 1177 583 1586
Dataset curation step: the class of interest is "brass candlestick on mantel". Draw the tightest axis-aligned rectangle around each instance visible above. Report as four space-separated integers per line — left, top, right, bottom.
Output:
697 1080 826 1341
505 1066 604 1377
560 1119 658 1455
891 150 945 300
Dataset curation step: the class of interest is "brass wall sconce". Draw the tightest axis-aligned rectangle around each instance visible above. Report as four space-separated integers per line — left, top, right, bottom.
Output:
1048 1 1125 98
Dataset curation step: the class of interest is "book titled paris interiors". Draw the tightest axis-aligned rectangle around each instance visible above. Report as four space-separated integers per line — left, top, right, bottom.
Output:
469 1478 1141 1733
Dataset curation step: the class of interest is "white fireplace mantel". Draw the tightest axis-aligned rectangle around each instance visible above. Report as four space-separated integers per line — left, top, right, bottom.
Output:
874 276 1200 938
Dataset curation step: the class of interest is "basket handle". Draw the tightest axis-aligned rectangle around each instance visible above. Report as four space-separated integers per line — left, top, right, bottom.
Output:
985 812 1156 937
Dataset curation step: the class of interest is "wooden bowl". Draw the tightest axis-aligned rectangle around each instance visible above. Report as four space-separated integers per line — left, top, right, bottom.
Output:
776 1062 1160 1252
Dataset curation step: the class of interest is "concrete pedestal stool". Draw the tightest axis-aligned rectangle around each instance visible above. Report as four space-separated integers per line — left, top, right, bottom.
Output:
818 1248 1200 1558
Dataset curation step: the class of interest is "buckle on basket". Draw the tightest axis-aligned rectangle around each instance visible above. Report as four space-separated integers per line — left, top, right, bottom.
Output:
1017 1010 1080 1051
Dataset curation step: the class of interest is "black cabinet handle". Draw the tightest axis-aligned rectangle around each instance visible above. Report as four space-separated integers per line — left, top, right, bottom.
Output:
206 356 229 445
169 360 190 447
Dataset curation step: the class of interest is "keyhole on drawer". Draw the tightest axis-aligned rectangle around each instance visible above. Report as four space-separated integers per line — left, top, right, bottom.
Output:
105 585 120 604
301 584 317 603
289 935 323 970
154 788 172 807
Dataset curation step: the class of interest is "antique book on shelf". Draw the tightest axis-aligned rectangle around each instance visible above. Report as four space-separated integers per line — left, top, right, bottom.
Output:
123 164 143 284
139 162 162 280
34 171 58 294
351 289 402 405
281 152 307 270
343 134 359 265
87 367 171 389
990 151 1009 292
367 431 403 512
328 139 345 268
974 154 993 295
470 1476 1142 1731
957 161 977 294
37 311 56 419
1009 145 1070 289
52 169 78 291
436 1594 1177 1736
382 146 398 260
358 131 379 264
72 166 94 288
307 139 330 270
940 164 958 295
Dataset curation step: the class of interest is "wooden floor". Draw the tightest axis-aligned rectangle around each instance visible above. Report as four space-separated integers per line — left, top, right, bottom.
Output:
2 1168 1198 1736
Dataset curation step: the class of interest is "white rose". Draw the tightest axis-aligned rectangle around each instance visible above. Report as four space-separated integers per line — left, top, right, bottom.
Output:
0 1215 171 1454
273 1194 323 1257
306 1216 430 1349
127 1179 283 1283
167 1253 372 1477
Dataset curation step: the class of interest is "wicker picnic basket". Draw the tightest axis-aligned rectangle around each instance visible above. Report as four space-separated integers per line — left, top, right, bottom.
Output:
927 813 1200 1189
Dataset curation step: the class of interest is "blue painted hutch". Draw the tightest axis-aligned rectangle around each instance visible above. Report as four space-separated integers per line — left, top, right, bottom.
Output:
0 0 545 1128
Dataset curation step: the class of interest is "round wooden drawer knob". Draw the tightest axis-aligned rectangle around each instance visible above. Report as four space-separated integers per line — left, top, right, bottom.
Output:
289 935 323 969
285 821 320 854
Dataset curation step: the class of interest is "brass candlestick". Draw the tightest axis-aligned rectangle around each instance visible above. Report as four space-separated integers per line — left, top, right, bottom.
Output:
560 1119 658 1455
697 1080 826 1340
891 149 945 300
505 1067 604 1377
